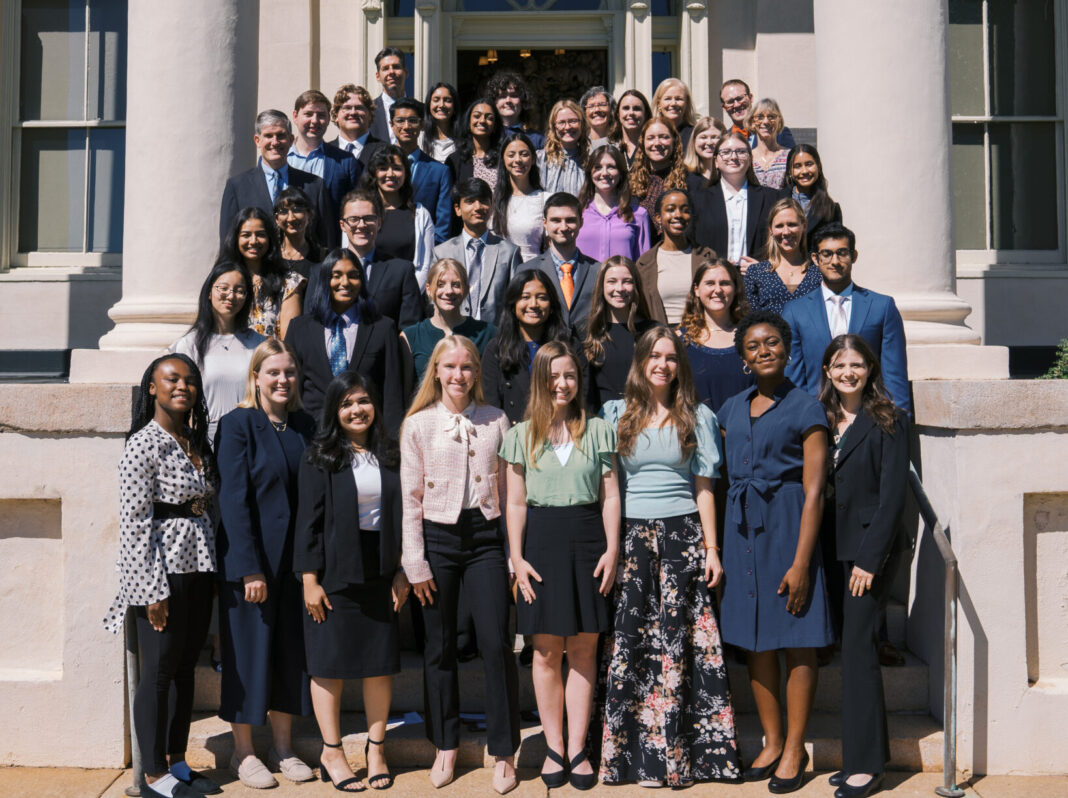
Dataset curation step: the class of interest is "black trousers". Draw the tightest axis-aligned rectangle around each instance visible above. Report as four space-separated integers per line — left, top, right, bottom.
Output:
840 551 901 774
422 510 520 756
134 572 214 774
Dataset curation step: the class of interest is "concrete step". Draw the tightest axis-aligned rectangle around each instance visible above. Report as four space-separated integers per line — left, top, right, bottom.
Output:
184 710 944 773
193 649 929 715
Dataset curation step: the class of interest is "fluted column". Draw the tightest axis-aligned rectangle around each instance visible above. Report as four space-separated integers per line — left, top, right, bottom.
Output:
813 0 1007 378
624 0 653 104
679 0 713 116
69 0 259 382
413 0 441 101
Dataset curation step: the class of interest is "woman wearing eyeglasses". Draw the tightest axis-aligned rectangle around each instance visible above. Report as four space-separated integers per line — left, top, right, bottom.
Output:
537 100 589 198
748 99 790 190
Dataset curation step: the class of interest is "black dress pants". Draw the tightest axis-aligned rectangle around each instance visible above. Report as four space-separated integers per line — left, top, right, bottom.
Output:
422 509 520 756
133 572 214 774
840 551 901 774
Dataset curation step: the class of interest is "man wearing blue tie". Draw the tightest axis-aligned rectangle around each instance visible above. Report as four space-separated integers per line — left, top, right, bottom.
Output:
782 222 911 412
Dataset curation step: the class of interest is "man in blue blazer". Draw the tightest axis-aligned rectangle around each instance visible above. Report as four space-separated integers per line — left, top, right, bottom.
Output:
782 222 911 412
287 90 362 247
219 109 332 245
390 98 453 244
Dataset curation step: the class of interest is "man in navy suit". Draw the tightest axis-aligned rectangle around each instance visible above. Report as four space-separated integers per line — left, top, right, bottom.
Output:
369 47 408 144
287 90 362 246
782 222 911 412
390 98 453 244
219 109 332 244
527 192 601 332
328 84 386 168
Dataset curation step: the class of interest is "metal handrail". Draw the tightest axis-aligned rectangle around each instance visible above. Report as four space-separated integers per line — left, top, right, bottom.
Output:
908 466 965 798
124 607 143 797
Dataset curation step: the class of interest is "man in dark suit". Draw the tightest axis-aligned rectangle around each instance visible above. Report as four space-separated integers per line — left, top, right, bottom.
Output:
307 188 423 328
219 109 332 244
390 98 453 244
433 178 523 325
369 47 408 144
527 192 600 331
328 83 387 168
782 222 911 412
287 89 362 246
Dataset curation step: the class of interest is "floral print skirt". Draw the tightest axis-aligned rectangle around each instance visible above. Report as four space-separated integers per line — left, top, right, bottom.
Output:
599 513 742 785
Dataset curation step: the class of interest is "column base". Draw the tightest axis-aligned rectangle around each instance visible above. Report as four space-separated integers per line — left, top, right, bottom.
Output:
68 346 168 384
906 344 1009 381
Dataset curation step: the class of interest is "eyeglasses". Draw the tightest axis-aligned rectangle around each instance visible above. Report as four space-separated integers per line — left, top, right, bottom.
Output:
586 102 610 111
392 117 422 127
752 113 779 122
343 215 379 227
816 248 853 263
555 120 582 130
213 286 248 298
721 95 749 108
717 149 749 160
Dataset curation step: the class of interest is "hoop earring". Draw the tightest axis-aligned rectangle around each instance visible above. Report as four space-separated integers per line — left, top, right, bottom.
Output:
742 363 752 375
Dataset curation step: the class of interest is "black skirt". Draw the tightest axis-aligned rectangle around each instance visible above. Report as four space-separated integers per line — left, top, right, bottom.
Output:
516 503 610 637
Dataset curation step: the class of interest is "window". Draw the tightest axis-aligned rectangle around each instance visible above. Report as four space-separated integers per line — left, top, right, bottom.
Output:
9 0 127 267
948 0 1061 255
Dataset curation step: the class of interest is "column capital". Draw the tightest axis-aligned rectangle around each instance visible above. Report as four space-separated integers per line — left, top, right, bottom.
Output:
362 0 384 20
415 0 438 17
682 0 707 17
626 0 650 17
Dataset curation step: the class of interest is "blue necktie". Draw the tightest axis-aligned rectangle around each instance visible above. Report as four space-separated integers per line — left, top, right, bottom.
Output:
328 317 348 376
266 169 279 201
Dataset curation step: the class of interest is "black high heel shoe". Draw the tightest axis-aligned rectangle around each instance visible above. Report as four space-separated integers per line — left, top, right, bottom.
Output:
364 737 393 790
320 741 367 793
743 751 783 782
540 747 568 789
768 750 809 794
568 750 596 791
834 773 884 798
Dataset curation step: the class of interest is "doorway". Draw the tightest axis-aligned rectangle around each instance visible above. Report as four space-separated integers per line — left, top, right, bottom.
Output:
455 48 609 132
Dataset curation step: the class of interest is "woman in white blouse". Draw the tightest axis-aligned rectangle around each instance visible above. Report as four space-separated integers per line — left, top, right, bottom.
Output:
171 260 266 444
399 335 520 794
492 132 546 262
103 353 220 798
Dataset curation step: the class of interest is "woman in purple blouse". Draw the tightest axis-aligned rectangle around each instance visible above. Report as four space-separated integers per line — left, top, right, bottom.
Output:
575 145 652 263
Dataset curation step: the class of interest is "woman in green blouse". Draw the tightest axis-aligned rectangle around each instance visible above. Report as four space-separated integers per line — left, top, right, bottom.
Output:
500 340 620 791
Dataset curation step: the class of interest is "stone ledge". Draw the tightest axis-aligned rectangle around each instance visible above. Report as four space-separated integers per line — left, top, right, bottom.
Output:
0 384 135 434
914 379 1068 430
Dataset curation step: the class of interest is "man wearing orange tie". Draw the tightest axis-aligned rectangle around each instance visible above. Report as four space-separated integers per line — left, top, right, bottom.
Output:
528 192 601 332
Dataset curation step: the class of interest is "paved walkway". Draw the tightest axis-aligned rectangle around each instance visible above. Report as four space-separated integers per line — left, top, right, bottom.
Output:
0 768 1065 798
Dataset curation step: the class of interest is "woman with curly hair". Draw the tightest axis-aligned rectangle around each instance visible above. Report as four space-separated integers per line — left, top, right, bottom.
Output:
360 144 436 281
629 117 688 236
537 99 589 197
599 326 741 788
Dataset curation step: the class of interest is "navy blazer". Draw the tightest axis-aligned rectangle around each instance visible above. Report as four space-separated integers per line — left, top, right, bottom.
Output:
327 134 387 170
370 95 396 145
219 165 332 245
312 142 363 238
782 284 911 412
293 457 402 592
828 409 909 574
306 254 423 329
686 173 778 260
215 407 316 582
284 313 404 435
527 250 601 331
408 150 453 243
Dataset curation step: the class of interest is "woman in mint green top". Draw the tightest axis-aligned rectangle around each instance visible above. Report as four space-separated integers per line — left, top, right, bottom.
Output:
499 340 620 791
598 325 742 788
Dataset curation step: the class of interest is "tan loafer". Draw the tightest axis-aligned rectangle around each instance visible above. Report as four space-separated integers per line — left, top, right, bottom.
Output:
231 753 278 789
268 748 315 783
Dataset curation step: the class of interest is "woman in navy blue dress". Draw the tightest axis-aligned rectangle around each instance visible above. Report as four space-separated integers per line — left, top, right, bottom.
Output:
718 310 833 794
743 198 821 315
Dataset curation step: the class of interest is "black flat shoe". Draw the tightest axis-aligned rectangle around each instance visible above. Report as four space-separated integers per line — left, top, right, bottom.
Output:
767 750 809 794
743 752 782 782
540 747 568 789
834 773 883 798
829 770 848 787
175 769 222 795
568 750 596 791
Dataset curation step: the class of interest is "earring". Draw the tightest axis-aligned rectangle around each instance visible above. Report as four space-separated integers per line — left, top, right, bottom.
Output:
742 363 752 375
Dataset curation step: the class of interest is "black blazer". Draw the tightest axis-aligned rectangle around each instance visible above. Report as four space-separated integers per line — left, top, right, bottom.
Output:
482 333 594 425
686 172 778 259
215 407 316 582
777 184 843 235
292 457 402 591
829 408 910 574
306 255 424 329
284 313 404 434
370 95 399 144
527 250 601 331
219 165 333 245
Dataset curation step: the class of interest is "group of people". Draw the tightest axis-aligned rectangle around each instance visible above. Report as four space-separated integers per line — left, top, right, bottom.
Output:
106 54 913 798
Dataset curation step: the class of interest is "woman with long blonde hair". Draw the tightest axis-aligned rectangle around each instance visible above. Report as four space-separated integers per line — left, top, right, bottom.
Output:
744 197 821 315
399 335 520 794
500 340 620 791
600 325 741 787
537 99 589 197
683 115 729 180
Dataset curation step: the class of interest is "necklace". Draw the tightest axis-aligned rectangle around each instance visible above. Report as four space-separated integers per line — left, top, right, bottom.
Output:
270 418 288 432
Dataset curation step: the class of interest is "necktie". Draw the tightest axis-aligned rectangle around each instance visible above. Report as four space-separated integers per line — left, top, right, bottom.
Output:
266 169 279 201
466 238 485 318
560 261 574 309
328 317 348 376
831 295 848 338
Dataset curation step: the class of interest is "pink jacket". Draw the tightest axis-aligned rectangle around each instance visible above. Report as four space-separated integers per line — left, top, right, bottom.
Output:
399 402 509 583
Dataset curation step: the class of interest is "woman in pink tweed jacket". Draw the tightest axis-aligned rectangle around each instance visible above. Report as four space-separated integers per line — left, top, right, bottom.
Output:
399 334 521 795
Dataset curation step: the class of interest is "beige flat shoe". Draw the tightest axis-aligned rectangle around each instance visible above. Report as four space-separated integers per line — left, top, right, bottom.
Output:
231 753 278 789
268 747 315 782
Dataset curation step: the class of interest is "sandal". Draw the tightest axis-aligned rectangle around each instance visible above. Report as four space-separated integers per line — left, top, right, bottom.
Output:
365 737 393 790
320 741 366 793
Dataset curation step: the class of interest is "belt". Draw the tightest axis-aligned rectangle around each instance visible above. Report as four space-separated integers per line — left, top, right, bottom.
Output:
153 497 209 520
726 477 785 534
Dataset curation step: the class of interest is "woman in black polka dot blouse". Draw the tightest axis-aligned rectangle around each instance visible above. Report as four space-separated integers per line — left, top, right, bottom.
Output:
103 353 220 798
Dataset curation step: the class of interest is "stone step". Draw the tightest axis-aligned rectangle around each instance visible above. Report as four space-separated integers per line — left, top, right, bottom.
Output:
193 649 929 715
184 710 944 773
886 598 907 647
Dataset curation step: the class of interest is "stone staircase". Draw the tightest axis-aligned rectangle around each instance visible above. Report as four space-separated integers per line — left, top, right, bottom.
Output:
185 599 943 773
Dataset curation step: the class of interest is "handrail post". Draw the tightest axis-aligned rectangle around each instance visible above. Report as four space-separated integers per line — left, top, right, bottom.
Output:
124 607 143 797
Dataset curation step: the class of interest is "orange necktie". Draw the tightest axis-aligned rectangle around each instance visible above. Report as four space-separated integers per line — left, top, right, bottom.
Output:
560 261 574 308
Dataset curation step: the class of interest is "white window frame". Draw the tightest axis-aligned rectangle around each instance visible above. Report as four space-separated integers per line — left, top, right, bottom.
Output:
1 0 125 272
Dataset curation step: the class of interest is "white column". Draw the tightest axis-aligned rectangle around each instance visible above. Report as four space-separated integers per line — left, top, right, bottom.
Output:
625 0 654 103
413 0 441 101
679 0 714 117
69 0 259 383
357 0 388 90
812 0 1007 378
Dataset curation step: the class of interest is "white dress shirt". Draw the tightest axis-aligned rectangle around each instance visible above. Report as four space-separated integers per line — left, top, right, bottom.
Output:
337 130 371 159
821 282 855 338
351 451 383 531
721 180 749 264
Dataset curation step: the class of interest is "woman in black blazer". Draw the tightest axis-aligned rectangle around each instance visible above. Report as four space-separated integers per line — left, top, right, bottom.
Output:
778 144 843 236
294 371 408 792
285 248 404 434
686 130 778 270
817 334 909 798
216 338 316 789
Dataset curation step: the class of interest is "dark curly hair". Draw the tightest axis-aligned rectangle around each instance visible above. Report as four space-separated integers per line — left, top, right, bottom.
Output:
733 310 792 358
